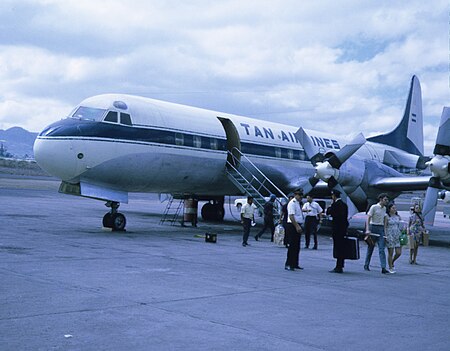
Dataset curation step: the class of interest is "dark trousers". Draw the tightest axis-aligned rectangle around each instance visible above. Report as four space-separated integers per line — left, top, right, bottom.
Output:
256 218 275 241
285 223 301 268
333 236 345 269
304 216 318 248
242 218 251 244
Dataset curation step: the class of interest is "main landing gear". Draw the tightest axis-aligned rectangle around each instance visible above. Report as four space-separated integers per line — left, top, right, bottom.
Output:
201 198 225 222
103 201 126 231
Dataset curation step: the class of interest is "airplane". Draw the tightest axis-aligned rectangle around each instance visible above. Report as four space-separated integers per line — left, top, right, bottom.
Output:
33 75 450 231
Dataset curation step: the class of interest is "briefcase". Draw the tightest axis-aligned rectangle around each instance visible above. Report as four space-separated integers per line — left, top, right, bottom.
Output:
343 236 360 260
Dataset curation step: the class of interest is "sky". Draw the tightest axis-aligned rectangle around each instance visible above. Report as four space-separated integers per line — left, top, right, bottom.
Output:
0 0 448 154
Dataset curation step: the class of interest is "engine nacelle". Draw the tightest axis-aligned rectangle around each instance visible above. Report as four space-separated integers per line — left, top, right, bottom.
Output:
335 157 366 194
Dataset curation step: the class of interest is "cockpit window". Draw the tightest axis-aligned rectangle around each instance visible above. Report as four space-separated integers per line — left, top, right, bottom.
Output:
120 113 132 126
71 106 106 121
104 111 118 123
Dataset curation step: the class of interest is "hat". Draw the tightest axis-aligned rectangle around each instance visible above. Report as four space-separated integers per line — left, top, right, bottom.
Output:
331 189 341 197
293 188 303 195
269 194 276 200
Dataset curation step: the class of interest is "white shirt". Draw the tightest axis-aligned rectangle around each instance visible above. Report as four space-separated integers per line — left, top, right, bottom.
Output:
241 203 257 219
302 201 323 217
287 198 304 224
368 203 387 225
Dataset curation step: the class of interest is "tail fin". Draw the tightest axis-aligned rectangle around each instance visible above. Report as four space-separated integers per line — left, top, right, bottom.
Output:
367 75 424 156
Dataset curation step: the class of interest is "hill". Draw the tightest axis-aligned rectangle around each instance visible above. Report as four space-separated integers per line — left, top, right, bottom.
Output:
0 127 38 159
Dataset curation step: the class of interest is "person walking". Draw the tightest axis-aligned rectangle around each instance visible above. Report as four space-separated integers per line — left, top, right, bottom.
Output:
255 194 276 241
384 203 402 273
302 195 323 249
408 204 426 264
241 196 256 247
284 189 305 271
364 193 391 274
326 190 348 273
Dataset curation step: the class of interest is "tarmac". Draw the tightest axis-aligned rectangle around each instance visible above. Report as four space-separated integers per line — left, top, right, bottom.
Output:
1 175 449 351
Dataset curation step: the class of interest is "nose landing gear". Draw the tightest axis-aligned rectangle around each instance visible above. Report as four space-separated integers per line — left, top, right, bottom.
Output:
103 201 126 231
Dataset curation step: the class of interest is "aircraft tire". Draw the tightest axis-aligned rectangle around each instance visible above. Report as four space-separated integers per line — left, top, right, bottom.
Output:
103 213 113 228
201 203 224 221
111 213 126 231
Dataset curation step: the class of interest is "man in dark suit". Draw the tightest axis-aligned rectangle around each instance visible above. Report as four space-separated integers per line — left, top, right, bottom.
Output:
326 190 349 273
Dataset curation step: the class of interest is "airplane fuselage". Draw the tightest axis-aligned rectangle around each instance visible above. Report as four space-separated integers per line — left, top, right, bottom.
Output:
34 94 422 204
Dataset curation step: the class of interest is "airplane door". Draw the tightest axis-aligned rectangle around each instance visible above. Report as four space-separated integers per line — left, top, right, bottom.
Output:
217 117 241 168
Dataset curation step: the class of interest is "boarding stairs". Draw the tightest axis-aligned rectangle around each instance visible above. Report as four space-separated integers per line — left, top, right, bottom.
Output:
159 196 184 225
225 148 288 221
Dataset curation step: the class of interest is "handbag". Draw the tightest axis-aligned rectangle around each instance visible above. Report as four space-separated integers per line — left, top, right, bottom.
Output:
399 232 408 246
273 224 285 246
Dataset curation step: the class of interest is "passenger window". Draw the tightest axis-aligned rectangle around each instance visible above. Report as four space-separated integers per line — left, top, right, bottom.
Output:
275 148 281 158
210 138 218 150
193 135 202 148
104 111 118 123
287 149 293 159
120 113 132 126
175 133 184 146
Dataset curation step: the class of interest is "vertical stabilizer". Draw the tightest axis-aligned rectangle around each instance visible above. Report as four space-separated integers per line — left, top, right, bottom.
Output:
367 75 424 156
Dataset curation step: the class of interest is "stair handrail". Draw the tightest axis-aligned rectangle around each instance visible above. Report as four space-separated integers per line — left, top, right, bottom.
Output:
227 147 288 201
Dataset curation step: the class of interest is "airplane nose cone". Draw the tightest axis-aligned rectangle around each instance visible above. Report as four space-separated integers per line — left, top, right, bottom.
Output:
34 136 77 181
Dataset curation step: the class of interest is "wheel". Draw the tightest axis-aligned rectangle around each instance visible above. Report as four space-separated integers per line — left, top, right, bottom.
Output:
111 213 126 231
201 203 224 221
214 205 225 221
201 203 214 221
102 213 113 228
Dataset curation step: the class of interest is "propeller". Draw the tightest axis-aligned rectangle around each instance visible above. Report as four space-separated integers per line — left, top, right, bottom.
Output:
422 107 450 226
295 128 366 218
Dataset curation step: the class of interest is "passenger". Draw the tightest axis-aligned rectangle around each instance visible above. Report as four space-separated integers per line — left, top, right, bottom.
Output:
326 190 348 273
284 189 305 271
364 193 391 274
241 196 256 247
407 203 426 264
302 194 323 249
255 194 276 242
384 203 402 273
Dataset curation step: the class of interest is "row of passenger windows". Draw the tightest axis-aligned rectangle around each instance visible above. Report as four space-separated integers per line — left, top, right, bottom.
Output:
174 132 306 160
104 111 132 126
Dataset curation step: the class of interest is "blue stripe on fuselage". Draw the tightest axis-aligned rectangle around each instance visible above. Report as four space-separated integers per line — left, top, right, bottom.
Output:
38 119 309 162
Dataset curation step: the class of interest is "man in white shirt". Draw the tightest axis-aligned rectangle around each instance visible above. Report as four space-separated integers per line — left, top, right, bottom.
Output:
302 195 323 250
241 196 257 247
364 193 391 274
285 189 305 271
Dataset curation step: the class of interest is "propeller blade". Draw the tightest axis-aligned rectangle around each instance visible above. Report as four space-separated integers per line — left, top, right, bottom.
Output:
301 176 320 195
327 133 366 169
294 127 325 166
434 107 450 155
422 177 441 227
328 178 359 219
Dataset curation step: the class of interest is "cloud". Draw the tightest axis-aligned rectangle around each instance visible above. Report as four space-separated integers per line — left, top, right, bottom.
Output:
0 0 448 155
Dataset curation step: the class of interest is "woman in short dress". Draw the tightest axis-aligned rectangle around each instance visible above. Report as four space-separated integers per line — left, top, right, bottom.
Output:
384 204 402 273
407 204 425 264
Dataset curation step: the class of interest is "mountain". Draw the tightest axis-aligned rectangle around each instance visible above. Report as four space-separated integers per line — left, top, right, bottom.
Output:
0 127 38 159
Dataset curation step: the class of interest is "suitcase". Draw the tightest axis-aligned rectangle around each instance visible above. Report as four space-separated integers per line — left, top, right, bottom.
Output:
334 236 360 260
